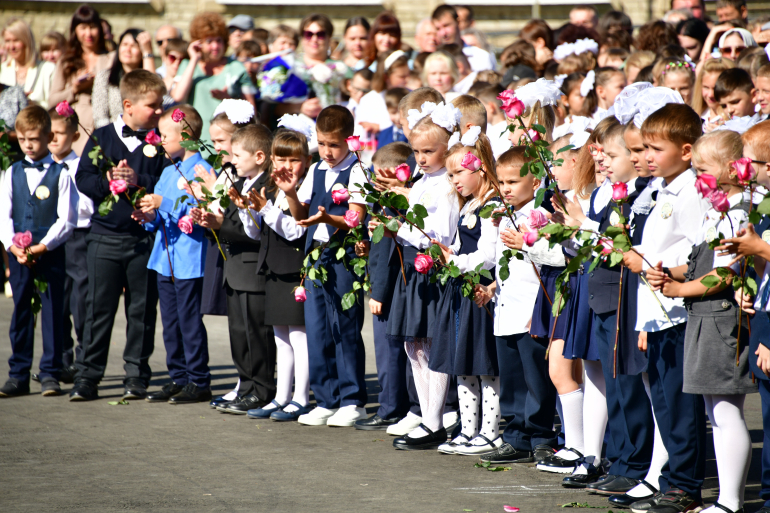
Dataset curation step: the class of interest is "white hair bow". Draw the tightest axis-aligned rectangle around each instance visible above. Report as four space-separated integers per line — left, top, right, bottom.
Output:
613 82 654 125
277 114 315 139
574 38 599 56
580 70 595 97
554 74 568 89
632 86 685 129
553 42 575 61
516 78 563 108
461 125 481 146
213 99 255 124
569 130 591 149
407 101 438 130
430 101 463 132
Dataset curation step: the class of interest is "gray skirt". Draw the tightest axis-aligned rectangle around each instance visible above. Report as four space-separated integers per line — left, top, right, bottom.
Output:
683 311 756 395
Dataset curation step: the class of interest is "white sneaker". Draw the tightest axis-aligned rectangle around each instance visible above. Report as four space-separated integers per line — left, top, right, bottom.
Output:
443 411 459 429
326 405 367 427
386 411 422 436
298 406 338 426
4 281 11 298
454 435 503 456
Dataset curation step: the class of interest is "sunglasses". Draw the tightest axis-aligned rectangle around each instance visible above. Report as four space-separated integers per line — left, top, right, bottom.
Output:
303 30 327 40
720 46 746 55
156 38 171 46
166 53 184 64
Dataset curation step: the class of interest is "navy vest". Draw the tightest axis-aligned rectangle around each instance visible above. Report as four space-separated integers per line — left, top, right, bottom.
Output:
304 158 355 254
456 198 498 286
11 160 63 244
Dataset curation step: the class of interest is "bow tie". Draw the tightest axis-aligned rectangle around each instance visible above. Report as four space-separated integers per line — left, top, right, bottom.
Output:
24 161 46 171
122 125 149 140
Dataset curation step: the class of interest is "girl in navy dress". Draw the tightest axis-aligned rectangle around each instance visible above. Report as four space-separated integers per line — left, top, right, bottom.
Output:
430 127 502 455
381 101 461 450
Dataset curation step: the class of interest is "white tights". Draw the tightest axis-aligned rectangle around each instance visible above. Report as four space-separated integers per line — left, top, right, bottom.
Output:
273 325 310 413
627 374 669 499
458 375 501 440
582 360 608 461
405 340 449 435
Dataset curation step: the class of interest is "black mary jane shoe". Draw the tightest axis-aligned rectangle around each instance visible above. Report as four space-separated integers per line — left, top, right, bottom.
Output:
608 481 658 508
536 448 583 474
355 414 401 431
393 424 447 451
710 502 744 513
563 466 612 489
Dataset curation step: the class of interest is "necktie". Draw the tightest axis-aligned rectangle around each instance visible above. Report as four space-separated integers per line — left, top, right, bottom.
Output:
122 125 149 140
24 161 46 171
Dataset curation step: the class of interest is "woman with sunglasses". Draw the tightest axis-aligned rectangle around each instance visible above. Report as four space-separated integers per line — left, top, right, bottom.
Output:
172 12 257 143
699 22 756 65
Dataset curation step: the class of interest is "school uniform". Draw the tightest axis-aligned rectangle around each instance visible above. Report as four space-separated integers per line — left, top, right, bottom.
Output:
144 154 211 389
297 152 369 409
634 169 710 499
74 116 167 387
495 201 559 451
0 154 76 382
376 125 407 149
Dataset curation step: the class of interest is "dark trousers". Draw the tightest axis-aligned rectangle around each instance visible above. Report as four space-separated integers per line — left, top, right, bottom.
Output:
647 323 706 498
304 257 367 409
593 311 654 479
158 275 210 388
7 247 66 381
76 233 158 385
62 228 88 367
497 332 558 451
373 308 420 418
759 379 770 508
225 285 275 400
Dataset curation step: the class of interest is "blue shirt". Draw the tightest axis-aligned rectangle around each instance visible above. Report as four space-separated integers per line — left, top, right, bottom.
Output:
145 153 209 279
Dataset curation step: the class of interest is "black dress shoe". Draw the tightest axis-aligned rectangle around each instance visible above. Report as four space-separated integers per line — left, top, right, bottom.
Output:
123 378 147 400
562 466 611 489
608 481 658 508
479 442 534 463
41 377 62 396
146 382 185 403
393 424 447 450
169 383 212 404
210 395 232 408
591 476 639 495
60 365 77 384
31 373 40 383
69 381 99 401
0 378 30 397
537 448 582 473
222 393 266 414
355 414 401 431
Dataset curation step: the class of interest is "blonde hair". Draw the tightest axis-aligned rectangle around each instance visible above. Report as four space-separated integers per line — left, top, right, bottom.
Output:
624 50 655 73
742 120 770 162
521 100 556 143
445 133 497 208
692 57 735 116
422 51 459 87
451 94 487 132
692 130 743 169
3 18 37 67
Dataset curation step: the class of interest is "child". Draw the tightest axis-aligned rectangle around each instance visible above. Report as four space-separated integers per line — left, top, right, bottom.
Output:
267 24 298 54
384 102 461 449
39 31 67 64
659 60 696 106
431 129 501 455
344 68 373 118
0 105 75 397
692 58 735 127
48 106 87 384
591 67 627 120
280 106 371 427
235 40 263 88
398 87 445 141
72 69 167 402
754 64 770 120
134 105 212 404
376 87 409 148
235 126 313 421
192 124 275 414
560 72 598 121
423 51 459 102
622 103 710 513
647 130 754 513
451 94 488 135
715 68 758 119
476 147 557 464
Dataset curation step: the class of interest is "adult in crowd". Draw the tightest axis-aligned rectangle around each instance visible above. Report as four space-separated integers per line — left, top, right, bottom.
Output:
672 0 706 20
364 12 402 71
414 18 439 54
716 0 748 23
92 29 156 129
432 5 495 72
701 25 757 63
49 4 114 155
227 15 253 56
519 19 555 71
569 5 598 30
677 18 710 62
456 5 474 31
340 17 370 71
154 25 183 78
173 12 256 143
0 18 56 109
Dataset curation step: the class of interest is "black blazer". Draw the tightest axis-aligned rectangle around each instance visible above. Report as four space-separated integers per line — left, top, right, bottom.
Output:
218 173 270 293
256 188 306 275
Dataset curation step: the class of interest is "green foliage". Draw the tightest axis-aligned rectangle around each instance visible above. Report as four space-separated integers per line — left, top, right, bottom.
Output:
98 195 116 217
0 119 17 170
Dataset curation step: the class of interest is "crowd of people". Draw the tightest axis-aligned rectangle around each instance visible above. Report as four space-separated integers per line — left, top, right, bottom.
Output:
4 1 770 512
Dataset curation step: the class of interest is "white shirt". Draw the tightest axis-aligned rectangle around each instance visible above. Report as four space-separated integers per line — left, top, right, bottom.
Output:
447 192 499 273
0 154 76 251
494 200 542 336
239 189 307 242
296 152 368 243
234 173 264 241
113 115 145 152
355 90 392 131
453 71 478 95
694 192 747 273
0 59 56 109
57 150 92 229
463 45 496 72
634 169 711 332
396 167 459 249
489 120 512 160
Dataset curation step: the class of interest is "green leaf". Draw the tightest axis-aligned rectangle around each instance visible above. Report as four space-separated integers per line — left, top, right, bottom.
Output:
385 218 400 232
478 203 496 219
749 210 761 225
700 275 721 289
412 204 428 219
757 197 770 215
745 275 758 296
180 139 201 151
479 269 493 280
390 194 410 210
557 144 575 154
716 267 731 279
608 251 624 267
352 280 362 291
98 196 115 217
219 196 230 209
534 187 546 208
532 123 546 134
450 265 461 278
200 186 212 197
336 247 346 260
499 261 510 281
371 224 385 244
588 256 602 273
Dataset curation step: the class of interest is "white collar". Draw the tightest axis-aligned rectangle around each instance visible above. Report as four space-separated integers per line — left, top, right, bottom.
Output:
24 153 54 166
317 152 356 173
53 150 78 164
114 115 145 151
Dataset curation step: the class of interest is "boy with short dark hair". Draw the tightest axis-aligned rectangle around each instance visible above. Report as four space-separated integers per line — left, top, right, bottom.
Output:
71 69 168 402
377 87 410 148
0 105 75 397
715 68 757 119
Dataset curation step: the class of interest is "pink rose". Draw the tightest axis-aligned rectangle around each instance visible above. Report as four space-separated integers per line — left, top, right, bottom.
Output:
171 108 186 123
695 173 717 197
527 129 539 142
144 131 162 146
461 152 482 172
395 163 410 182
497 90 525 119
55 101 75 118
12 231 32 250
528 209 548 230
331 187 350 205
522 230 540 246
109 179 127 195
600 239 614 255
708 190 730 212
414 254 434 274
732 157 756 184
611 182 628 202
346 136 361 152
294 286 307 303
344 210 360 228
178 215 194 234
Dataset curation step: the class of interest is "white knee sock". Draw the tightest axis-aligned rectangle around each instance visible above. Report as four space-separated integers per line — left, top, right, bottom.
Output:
458 376 480 438
559 388 585 455
284 325 309 413
223 379 240 401
273 325 294 406
630 372 669 497
705 394 751 511
479 375 501 440
405 341 436 436
582 360 608 461
425 368 449 433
